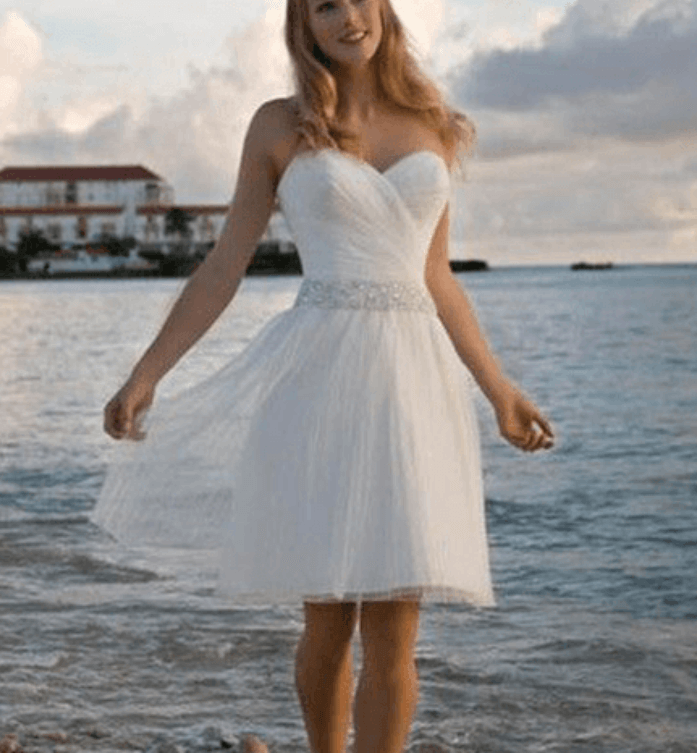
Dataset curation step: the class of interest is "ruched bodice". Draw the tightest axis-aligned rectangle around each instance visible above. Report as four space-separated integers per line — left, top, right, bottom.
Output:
278 149 450 283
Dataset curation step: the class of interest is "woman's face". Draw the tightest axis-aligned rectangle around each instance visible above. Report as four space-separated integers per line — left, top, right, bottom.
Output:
307 0 383 69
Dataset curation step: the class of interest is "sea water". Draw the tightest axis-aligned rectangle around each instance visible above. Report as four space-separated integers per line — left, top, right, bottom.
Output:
1 265 695 752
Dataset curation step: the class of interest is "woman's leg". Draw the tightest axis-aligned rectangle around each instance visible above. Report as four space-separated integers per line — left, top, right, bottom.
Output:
295 601 359 753
353 600 420 753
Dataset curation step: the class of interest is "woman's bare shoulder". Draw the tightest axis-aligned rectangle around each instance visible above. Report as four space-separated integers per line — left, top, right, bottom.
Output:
252 97 300 131
247 97 303 173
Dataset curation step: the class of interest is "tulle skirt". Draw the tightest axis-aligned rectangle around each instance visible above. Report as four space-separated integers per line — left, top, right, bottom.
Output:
92 302 494 607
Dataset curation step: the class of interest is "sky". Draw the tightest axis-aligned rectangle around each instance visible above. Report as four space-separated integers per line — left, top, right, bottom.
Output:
1 0 696 265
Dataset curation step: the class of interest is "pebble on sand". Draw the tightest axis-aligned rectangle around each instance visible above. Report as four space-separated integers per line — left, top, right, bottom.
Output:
241 736 269 753
0 735 24 753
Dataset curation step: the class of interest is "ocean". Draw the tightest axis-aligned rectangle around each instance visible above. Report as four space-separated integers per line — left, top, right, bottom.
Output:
1 265 695 752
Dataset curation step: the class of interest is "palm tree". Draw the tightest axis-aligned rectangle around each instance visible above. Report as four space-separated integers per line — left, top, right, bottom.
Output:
164 208 194 257
164 208 192 238
16 229 58 273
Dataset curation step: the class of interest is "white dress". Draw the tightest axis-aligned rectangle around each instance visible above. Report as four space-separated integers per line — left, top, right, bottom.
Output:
92 149 495 607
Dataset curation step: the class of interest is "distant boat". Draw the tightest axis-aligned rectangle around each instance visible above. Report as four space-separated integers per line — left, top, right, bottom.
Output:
450 259 489 272
571 261 614 271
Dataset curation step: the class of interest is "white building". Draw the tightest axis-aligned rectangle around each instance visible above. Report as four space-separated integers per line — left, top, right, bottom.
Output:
0 165 174 251
137 203 229 252
137 202 292 252
0 163 292 257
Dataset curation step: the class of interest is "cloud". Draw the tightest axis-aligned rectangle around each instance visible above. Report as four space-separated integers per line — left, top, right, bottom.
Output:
0 11 43 130
391 0 444 56
450 0 697 155
651 181 697 250
5 105 131 161
0 10 42 74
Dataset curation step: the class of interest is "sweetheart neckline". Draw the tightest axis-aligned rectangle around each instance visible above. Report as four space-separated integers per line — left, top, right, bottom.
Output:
276 148 449 196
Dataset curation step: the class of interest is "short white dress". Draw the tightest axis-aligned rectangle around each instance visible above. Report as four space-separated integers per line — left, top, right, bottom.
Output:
92 149 495 607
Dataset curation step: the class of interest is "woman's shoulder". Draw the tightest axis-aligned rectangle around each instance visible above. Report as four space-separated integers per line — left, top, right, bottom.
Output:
249 97 301 148
247 97 304 175
252 96 300 126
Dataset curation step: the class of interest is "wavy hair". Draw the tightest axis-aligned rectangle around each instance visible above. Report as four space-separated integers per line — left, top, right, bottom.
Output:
284 0 475 161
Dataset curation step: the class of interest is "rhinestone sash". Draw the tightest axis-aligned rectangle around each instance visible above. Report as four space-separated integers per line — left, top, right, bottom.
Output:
294 278 436 314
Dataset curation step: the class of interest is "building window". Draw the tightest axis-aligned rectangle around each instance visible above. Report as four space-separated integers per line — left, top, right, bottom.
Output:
47 223 62 244
66 182 78 204
0 217 6 242
46 185 62 205
77 216 88 239
145 183 160 203
199 215 215 242
101 221 116 237
145 215 159 241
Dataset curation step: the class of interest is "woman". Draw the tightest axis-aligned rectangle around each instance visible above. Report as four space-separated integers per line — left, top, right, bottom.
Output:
95 0 554 751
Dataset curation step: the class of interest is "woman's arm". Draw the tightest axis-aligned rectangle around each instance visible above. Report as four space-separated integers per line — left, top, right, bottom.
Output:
425 206 554 452
104 101 290 439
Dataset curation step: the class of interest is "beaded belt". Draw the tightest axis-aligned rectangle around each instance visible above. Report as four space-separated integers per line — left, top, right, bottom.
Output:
294 278 436 314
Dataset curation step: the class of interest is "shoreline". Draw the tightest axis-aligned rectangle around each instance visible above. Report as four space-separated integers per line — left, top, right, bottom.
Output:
0 258 493 282
1 260 694 283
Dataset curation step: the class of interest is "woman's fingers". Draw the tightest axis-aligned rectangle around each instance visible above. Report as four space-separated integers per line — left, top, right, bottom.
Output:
104 398 125 439
505 425 535 451
501 409 554 452
494 391 554 453
530 425 552 452
534 412 555 441
104 390 153 441
523 427 543 452
524 403 554 452
104 384 153 441
104 393 137 440
539 427 555 450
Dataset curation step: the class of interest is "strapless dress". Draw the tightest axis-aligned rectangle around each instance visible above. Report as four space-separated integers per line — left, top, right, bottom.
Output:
91 149 495 607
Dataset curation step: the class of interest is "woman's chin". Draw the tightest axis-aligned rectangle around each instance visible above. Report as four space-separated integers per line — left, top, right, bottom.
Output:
325 40 381 69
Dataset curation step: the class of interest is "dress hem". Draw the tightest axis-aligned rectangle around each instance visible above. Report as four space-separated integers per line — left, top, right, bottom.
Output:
217 584 496 609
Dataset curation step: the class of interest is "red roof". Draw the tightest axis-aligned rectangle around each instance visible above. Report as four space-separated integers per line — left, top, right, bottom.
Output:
0 165 163 183
0 205 124 216
138 204 229 216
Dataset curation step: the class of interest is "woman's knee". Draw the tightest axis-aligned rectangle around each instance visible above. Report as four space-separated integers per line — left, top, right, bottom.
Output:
359 600 420 672
300 600 359 657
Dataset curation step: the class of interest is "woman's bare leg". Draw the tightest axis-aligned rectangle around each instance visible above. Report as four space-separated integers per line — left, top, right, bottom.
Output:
295 601 359 753
353 600 420 753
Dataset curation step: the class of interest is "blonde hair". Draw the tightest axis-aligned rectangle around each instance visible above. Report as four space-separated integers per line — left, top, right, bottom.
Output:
284 0 475 160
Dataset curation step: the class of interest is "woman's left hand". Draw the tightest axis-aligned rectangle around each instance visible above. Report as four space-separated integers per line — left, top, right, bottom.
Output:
493 387 555 452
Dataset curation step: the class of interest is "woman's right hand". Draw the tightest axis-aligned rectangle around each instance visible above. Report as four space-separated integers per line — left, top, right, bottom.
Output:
103 377 155 441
